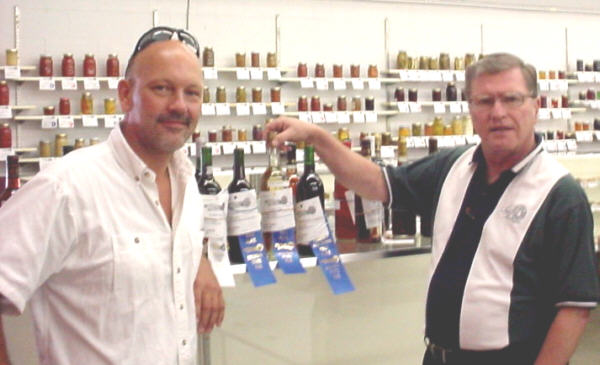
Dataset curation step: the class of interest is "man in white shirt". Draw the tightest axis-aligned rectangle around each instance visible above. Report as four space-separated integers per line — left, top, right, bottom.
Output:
0 27 224 364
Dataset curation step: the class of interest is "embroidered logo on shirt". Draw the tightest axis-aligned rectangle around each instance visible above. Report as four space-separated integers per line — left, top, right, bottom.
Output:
503 204 527 223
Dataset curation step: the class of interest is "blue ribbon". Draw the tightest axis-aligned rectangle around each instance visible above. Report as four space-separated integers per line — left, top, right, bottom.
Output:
310 224 355 295
238 231 276 287
272 228 306 274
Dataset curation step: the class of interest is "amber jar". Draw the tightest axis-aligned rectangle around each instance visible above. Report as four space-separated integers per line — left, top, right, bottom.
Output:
549 70 557 80
222 126 233 142
80 92 93 114
439 53 450 70
424 123 434 136
5 49 18 66
203 86 210 103
54 133 68 157
432 88 442 102
83 54 96 77
311 96 321 111
238 128 248 141
367 65 378 78
352 96 362 111
419 57 429 70
58 98 70 115
252 87 262 103
236 86 247 103
398 127 410 138
323 103 334 112
412 123 422 136
202 47 214 67
62 53 75 77
314 63 325 78
464 53 475 68
396 51 408 69
39 55 53 77
574 121 583 131
251 52 260 68
454 57 464 71
408 88 418 102
395 87 405 102
270 87 281 102
443 125 453 136
106 54 120 77
297 62 308 77
451 116 463 135
333 64 343 78
337 95 348 111
104 98 117 114
538 70 547 80
216 86 227 103
39 140 51 157
43 106 55 115
0 123 11 148
382 132 392 145
74 138 85 150
428 58 439 70
338 128 350 141
540 95 547 108
252 124 263 141
89 137 100 146
561 94 569 108
208 130 218 142
365 97 375 111
0 81 9 105
587 89 595 100
350 64 360 78
298 96 308 112
235 52 246 67
266 52 277 68
583 122 591 131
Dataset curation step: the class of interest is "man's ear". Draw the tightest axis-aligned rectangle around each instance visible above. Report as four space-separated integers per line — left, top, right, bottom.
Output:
118 79 133 113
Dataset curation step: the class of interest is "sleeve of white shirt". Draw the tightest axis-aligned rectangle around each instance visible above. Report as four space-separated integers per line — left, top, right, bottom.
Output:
0 173 77 315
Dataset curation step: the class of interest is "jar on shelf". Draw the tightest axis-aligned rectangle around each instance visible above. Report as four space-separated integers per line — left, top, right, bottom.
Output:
558 70 566 79
412 123 422 136
236 86 247 103
419 56 429 70
585 64 593 72
582 121 590 131
314 63 325 78
576 60 584 72
367 65 378 78
43 106 55 115
208 130 218 142
432 116 444 136
62 53 75 77
39 140 51 157
561 94 569 108
39 55 53 77
594 60 600 72
203 86 210 103
578 91 586 101
266 52 277 68
439 53 450 70
59 97 70 115
365 97 375 111
337 95 347 111
252 124 263 141
351 96 362 111
396 51 408 69
556 130 565 139
0 123 11 148
104 98 117 114
310 96 321 111
298 96 308 112
586 89 595 100
216 86 226 103
350 64 360 78
395 87 405 102
424 122 433 136
451 116 463 135
538 70 546 80
252 87 262 103
80 92 94 114
238 128 247 142
462 116 473 135
446 82 457 101
443 124 453 136
323 103 334 112
408 88 418 102
89 137 100 145
106 54 120 77
574 121 583 131
222 126 233 142
54 133 68 157
0 81 9 105
192 132 200 143
548 70 556 80
408 57 417 69
83 54 97 77
74 138 85 150
546 131 555 140
551 97 558 109
594 118 600 131
270 87 281 102
454 57 464 71
428 58 439 70
251 52 260 68
333 64 343 78
382 132 392 145
5 49 18 66
540 95 547 108
432 88 442 102
464 53 475 68
338 128 350 141
297 62 308 77
398 127 410 138
202 47 214 67
235 52 246 67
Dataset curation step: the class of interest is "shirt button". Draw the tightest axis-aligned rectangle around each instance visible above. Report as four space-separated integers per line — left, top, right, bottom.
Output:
155 200 159 206
182 339 187 346
180 304 184 310
134 237 140 244
177 267 181 274
144 171 150 178
134 176 140 182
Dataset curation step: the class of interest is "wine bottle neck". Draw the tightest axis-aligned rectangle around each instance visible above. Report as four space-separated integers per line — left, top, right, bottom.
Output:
233 151 245 180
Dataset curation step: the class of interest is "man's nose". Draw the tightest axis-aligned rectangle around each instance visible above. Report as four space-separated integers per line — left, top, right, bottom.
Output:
168 90 187 114
490 97 507 117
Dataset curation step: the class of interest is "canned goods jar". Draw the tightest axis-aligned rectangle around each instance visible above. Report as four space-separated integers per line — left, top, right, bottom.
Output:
365 97 375 111
428 58 439 70
270 87 281 102
81 92 93 114
62 53 75 77
454 57 464 71
367 65 378 78
0 123 11 148
408 88 418 102
432 117 444 136
74 138 85 150
548 70 556 80
216 86 227 103
395 87 405 102
252 87 262 103
412 123 422 136
540 95 547 108
398 127 410 137
424 123 433 136
54 133 68 157
350 64 360 78
396 51 408 69
297 62 308 77
432 88 442 102
43 106 55 115
323 103 333 112
235 52 246 67
419 57 429 70
464 53 475 68
238 128 247 141
83 54 96 77
39 140 51 157
203 86 210 103
337 95 347 111
89 137 100 146
202 47 214 67
446 82 457 102
311 96 321 111
333 64 343 78
382 132 392 146
208 130 218 142
106 54 120 77
59 97 71 115
0 81 9 105
104 98 117 114
39 55 53 77
298 96 308 112
439 53 450 70
314 63 325 78
538 70 547 80
452 116 463 135
222 126 233 142
338 128 350 141
266 52 277 68
443 125 453 136
561 94 569 108
352 96 362 111
236 86 247 103
252 124 263 141
251 52 260 68
5 49 18 66
576 60 584 72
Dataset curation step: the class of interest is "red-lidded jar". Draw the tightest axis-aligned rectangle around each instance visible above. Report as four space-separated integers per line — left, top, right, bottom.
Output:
350 64 360 78
62 53 75 77
0 81 9 106
106 54 119 77
333 64 343 78
367 64 378 78
0 123 11 148
270 87 281 102
337 95 347 111
310 96 321 111
395 87 405 102
298 96 308 112
59 97 71 115
83 54 96 77
314 63 325 78
39 55 53 77
297 62 308 77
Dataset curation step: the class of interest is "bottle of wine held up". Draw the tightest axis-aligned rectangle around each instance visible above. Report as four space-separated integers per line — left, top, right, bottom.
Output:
285 143 299 198
295 144 324 257
227 148 252 263
0 155 20 207
197 146 221 195
355 137 381 243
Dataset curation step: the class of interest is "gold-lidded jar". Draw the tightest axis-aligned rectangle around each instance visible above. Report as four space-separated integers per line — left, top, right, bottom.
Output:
54 133 68 157
39 140 51 157
39 54 53 77
396 51 408 69
428 57 439 70
298 95 308 112
203 86 210 103
216 86 227 103
266 52 277 68
351 96 362 111
439 53 450 70
297 62 308 77
252 87 262 103
222 125 233 142
337 95 347 111
464 53 475 68
74 138 85 150
202 47 214 67
432 116 444 136
238 128 248 142
104 97 116 114
454 57 464 71
333 64 343 78
236 86 247 103
43 106 55 116
382 132 392 146
80 92 93 115
412 122 423 136
314 63 325 78
5 49 18 66
419 56 430 70
270 87 281 103
350 64 360 78
338 127 350 141
235 52 246 67
451 115 463 135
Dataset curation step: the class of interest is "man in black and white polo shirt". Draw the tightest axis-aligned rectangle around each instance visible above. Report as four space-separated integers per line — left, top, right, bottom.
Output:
265 52 599 364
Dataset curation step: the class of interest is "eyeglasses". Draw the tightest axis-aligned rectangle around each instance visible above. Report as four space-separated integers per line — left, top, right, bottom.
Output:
131 26 200 59
469 92 533 110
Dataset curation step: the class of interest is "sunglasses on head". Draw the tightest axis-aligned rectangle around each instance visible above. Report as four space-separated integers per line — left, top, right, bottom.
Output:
130 26 200 59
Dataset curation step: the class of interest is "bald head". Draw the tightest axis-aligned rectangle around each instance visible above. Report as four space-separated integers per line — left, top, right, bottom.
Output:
125 39 201 78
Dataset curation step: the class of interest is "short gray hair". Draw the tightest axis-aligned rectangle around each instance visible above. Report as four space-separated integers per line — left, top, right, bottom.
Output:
465 53 538 99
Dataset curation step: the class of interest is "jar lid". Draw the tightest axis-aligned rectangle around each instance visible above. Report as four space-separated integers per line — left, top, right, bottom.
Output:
39 139 50 144
312 95 320 99
85 53 95 58
253 87 262 91
108 53 118 58
0 80 7 85
271 87 280 91
64 53 73 57
338 95 347 99
204 47 213 51
217 86 225 90
105 97 115 101
1 122 9 128
366 96 374 100
57 133 67 137
236 86 245 90
235 52 246 56
40 54 51 58
299 95 307 99
44 105 55 110
83 91 92 96
75 137 85 142
323 103 333 108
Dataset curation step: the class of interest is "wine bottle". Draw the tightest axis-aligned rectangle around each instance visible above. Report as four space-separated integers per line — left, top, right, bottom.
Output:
227 148 252 263
285 143 299 198
0 155 20 207
355 137 381 244
295 144 324 256
391 136 416 238
197 146 221 195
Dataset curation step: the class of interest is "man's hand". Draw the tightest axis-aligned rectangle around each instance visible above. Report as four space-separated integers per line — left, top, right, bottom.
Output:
193 256 225 334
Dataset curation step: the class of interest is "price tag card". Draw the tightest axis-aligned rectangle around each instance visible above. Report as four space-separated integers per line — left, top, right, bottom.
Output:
436 136 453 148
239 142 252 155
441 71 454 82
251 103 267 115
208 143 221 156
433 102 446 114
201 103 216 116
4 66 20 79
81 115 97 127
594 72 600 83
0 106 12 119
351 79 364 90
235 103 251 116
416 70 427 81
315 78 329 90
58 115 76 128
39 157 57 171
566 139 578 151
311 112 325 124
556 140 567 152
380 145 394 159
576 72 585 81
266 68 281 80
333 79 346 90
364 111 377 123
431 71 443 82
397 102 410 113
41 116 58 129
406 137 415 148
538 108 550 120
352 111 365 123
367 79 381 90
466 135 481 144
0 148 14 161
337 112 350 124
455 71 466 82
300 78 314 88
297 149 304 162
595 131 600 141
324 111 337 123
407 70 419 81
561 108 572 119
235 68 250 80
107 78 120 89
215 103 231 116
61 78 77 90
104 114 120 128
449 102 462 114
574 131 587 142
222 143 235 155
250 68 263 80
408 102 421 113
413 137 427 148
550 80 561 91
399 70 409 81
251 141 266 154
550 109 562 119
270 102 285 115
592 101 600 110
544 140 558 152
453 136 466 145
39 78 56 90
538 80 550 91
461 102 469 113
83 78 100 90
298 112 310 122
559 80 568 91
202 68 218 80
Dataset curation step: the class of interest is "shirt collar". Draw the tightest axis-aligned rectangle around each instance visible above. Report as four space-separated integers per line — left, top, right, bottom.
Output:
470 133 543 174
107 124 195 182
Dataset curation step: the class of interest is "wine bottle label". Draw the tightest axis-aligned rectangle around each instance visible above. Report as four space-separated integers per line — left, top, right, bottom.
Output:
295 196 328 245
227 190 261 236
201 192 235 287
362 198 383 229
259 188 295 232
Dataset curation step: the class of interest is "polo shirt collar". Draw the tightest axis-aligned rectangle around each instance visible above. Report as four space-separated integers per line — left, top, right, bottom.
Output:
470 133 543 174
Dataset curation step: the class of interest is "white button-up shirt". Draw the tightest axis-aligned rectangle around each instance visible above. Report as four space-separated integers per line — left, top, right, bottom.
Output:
0 126 204 365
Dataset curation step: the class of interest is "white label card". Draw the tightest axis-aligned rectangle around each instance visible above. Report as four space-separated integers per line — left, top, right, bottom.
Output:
441 71 454 82
455 71 466 82
449 102 462 114
408 102 421 113
251 141 266 154
202 68 218 80
3 66 20 79
433 102 446 114
566 140 577 151
538 80 549 91
344 190 356 224
239 142 252 155
252 103 267 115
351 79 364 90
216 103 231 116
300 78 314 88
324 111 337 123
538 108 550 120
337 112 350 124
227 190 261 236
236 68 250 80
311 112 325 124
107 78 120 89
0 148 14 161
407 70 419 81
333 79 346 90
39 78 56 90
235 103 250 116
367 79 381 90
208 143 221 156
550 109 562 119
266 68 281 80
399 70 409 81
81 115 97 127
315 78 328 90
61 78 78 90
362 198 382 229
222 143 235 155
202 103 216 116
104 114 120 128
250 68 263 80
270 102 285 115
397 102 410 113
413 137 427 148
364 111 377 123
381 146 395 158
0 106 12 119
58 116 75 129
83 78 100 90
352 111 365 123
461 102 469 113
544 140 558 152
561 108 572 119
298 112 310 122
41 116 58 129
